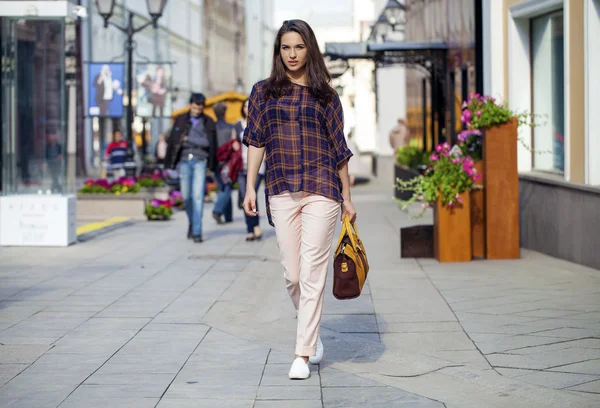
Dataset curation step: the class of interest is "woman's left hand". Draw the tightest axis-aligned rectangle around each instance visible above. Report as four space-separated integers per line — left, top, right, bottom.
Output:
342 200 357 223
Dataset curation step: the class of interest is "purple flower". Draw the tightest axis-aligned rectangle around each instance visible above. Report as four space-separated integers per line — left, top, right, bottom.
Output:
430 153 439 162
476 110 482 117
151 199 160 208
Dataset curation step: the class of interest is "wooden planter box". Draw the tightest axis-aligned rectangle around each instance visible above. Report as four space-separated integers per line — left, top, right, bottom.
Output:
394 164 420 201
434 192 472 263
471 160 485 258
483 119 520 259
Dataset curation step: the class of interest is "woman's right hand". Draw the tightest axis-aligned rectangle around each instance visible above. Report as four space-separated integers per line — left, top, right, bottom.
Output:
243 188 258 217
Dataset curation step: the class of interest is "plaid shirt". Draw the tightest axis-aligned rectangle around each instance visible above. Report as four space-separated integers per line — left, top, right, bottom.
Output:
243 80 353 226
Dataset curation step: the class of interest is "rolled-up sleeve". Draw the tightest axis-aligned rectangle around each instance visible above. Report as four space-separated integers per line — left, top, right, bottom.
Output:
243 84 266 148
326 93 353 166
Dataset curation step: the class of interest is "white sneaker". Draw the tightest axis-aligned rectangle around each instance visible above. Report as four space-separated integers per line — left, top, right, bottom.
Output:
288 357 310 380
309 336 324 365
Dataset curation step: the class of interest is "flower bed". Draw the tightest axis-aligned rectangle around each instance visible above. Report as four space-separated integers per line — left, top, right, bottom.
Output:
79 177 141 195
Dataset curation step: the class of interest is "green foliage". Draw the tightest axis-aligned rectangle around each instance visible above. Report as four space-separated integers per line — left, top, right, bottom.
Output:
396 140 429 170
145 203 173 219
396 143 481 216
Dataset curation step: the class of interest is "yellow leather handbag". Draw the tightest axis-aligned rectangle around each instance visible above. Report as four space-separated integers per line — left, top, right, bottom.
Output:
333 215 369 300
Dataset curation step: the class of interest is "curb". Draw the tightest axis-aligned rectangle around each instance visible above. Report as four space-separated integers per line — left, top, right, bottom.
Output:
77 217 135 242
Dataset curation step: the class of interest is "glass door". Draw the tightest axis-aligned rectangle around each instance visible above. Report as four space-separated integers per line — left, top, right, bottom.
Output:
1 18 66 195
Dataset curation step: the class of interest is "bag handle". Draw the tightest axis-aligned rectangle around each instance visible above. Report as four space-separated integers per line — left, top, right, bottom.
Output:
336 215 359 250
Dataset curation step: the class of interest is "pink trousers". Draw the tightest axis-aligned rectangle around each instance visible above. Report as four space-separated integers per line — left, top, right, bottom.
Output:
269 191 340 356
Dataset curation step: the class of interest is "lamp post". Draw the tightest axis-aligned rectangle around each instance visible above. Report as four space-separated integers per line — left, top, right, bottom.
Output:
95 0 167 176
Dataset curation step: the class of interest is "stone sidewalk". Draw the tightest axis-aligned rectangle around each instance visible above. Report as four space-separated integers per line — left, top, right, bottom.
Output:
1 183 599 407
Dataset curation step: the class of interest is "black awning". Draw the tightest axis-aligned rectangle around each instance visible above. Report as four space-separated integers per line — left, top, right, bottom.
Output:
324 42 373 60
367 41 448 53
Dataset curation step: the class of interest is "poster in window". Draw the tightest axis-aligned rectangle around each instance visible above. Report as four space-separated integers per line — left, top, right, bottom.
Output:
135 63 173 118
88 63 125 117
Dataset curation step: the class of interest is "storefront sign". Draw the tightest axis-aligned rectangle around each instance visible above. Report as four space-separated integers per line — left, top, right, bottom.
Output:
135 63 173 118
88 62 125 117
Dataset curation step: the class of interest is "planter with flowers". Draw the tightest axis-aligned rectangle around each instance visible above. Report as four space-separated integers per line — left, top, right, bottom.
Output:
136 173 169 200
77 177 158 220
458 93 525 260
169 190 184 210
145 199 173 221
397 142 481 263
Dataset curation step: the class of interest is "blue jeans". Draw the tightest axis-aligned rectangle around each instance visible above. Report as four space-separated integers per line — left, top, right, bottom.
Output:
237 172 264 233
179 159 207 237
213 172 233 222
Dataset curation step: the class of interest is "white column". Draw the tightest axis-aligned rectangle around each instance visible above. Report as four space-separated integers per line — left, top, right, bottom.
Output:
585 0 600 184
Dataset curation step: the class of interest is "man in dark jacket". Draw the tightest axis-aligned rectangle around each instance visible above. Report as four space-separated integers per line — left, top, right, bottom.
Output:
165 93 217 242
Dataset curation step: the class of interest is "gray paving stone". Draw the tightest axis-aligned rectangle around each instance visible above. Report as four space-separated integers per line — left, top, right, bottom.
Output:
320 367 386 387
320 314 378 333
550 359 600 375
0 363 28 386
254 401 322 408
68 384 168 398
158 399 255 408
322 386 443 408
516 371 600 389
173 364 265 387
257 385 321 400
377 321 462 333
83 372 175 386
163 384 259 399
59 397 159 408
0 344 50 364
567 379 600 393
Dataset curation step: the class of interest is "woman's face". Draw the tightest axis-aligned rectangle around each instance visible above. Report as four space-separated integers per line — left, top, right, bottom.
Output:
280 32 307 73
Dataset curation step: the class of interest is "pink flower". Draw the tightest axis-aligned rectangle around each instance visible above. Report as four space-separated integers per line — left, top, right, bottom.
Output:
463 110 472 121
455 194 463 204
430 154 439 162
448 201 455 207
452 158 461 164
462 101 467 109
476 110 482 117
435 144 443 153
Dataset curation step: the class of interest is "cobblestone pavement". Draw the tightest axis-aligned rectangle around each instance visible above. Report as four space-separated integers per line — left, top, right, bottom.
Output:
1 183 599 407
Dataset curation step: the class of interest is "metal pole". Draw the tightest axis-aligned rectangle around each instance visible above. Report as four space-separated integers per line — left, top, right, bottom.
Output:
125 12 135 177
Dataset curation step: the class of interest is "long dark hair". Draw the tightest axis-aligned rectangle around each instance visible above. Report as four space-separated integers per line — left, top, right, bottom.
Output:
263 19 335 104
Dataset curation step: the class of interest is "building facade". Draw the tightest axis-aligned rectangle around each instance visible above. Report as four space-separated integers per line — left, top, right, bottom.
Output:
483 0 600 269
403 0 480 150
245 0 275 92
81 0 245 173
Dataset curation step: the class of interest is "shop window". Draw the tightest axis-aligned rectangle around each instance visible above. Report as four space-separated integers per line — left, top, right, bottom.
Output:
531 11 565 174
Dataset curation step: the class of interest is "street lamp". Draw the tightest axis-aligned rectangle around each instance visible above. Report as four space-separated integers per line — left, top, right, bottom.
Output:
95 0 168 176
372 14 392 41
383 0 406 28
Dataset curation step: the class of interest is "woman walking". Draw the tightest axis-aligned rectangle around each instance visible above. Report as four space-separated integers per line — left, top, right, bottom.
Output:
242 19 356 380
236 99 266 241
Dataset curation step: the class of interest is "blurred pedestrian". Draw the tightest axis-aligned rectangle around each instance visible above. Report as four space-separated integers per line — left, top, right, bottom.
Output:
45 130 63 193
236 98 266 241
242 19 356 380
212 102 236 224
105 130 127 179
164 93 217 243
389 118 410 151
155 133 168 169
346 130 359 187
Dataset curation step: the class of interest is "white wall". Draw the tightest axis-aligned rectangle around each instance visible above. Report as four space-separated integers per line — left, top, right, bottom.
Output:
482 0 505 101
376 67 406 156
586 0 600 185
